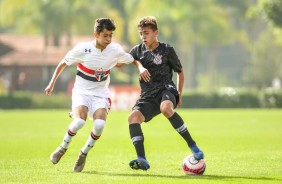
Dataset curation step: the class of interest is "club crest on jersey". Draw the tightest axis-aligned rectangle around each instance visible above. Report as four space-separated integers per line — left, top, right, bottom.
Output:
153 53 163 65
94 69 105 81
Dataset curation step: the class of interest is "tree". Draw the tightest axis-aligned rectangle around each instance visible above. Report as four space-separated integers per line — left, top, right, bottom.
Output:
244 29 282 88
121 0 238 89
0 0 102 47
242 0 282 88
263 0 282 27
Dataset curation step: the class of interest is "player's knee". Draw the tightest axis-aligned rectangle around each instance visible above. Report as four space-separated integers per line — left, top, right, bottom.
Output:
128 114 135 123
160 105 174 118
93 119 105 136
128 110 144 124
69 118 86 132
94 119 105 130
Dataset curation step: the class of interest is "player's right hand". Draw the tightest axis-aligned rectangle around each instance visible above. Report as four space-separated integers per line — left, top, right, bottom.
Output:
45 84 54 96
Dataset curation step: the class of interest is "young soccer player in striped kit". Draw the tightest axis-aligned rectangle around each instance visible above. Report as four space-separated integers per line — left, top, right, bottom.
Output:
45 18 145 172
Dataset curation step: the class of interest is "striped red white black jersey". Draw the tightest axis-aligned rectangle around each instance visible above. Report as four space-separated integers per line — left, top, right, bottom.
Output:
64 40 134 97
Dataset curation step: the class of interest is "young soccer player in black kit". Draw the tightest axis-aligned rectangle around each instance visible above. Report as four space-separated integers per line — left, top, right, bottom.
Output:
128 16 204 170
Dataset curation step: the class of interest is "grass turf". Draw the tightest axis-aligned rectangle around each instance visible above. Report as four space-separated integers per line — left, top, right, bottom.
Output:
0 109 281 184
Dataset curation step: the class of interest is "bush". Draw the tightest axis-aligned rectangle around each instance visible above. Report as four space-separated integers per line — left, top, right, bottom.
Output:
261 88 282 108
237 92 261 108
31 93 71 109
181 90 261 108
0 92 70 109
182 93 212 108
0 89 281 109
0 93 32 109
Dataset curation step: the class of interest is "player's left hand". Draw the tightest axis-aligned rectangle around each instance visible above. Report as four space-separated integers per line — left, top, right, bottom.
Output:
139 67 151 82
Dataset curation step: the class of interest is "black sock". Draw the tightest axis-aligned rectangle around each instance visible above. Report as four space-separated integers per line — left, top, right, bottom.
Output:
168 112 196 147
129 123 146 159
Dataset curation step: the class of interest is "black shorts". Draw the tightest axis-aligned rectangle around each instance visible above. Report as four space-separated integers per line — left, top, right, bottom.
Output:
132 89 177 122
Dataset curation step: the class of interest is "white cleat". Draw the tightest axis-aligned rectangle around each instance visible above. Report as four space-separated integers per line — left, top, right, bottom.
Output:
50 146 67 164
73 151 87 172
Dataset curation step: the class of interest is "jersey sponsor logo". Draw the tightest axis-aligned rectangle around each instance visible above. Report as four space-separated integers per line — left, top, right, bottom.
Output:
152 53 163 65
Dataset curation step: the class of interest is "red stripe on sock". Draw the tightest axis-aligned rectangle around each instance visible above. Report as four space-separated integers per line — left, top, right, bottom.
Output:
68 129 76 136
91 132 100 140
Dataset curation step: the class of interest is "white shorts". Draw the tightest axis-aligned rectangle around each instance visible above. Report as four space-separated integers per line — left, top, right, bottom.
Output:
72 94 111 119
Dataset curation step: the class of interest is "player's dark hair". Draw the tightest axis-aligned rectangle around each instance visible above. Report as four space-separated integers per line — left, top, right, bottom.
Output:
94 18 116 33
138 16 158 31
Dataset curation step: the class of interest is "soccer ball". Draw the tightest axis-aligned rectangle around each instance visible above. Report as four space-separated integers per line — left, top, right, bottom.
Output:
182 155 206 175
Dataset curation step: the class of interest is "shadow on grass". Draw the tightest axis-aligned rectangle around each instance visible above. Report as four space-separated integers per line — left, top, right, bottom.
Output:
83 171 281 182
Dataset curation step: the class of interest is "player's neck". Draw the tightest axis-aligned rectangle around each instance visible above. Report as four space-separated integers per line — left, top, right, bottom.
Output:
95 43 106 51
146 40 159 51
94 40 107 52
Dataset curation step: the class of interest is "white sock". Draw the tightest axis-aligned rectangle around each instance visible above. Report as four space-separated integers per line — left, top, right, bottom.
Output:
81 119 105 154
60 118 85 149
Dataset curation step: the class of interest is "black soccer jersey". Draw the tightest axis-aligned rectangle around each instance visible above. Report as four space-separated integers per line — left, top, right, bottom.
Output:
130 42 182 98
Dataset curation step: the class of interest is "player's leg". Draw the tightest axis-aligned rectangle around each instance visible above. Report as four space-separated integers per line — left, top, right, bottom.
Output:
128 99 159 170
50 105 87 164
74 97 110 172
160 91 204 160
128 110 150 170
74 109 107 172
81 109 107 154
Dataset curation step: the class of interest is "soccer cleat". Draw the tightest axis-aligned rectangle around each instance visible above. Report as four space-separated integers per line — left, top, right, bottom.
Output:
73 151 87 172
189 144 204 160
50 146 67 164
129 157 150 171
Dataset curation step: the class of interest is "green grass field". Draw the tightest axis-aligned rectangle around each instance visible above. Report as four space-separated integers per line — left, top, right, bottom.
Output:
0 109 282 184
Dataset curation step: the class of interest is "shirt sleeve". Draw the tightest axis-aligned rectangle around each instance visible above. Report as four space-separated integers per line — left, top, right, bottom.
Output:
64 43 84 66
116 44 134 64
129 46 138 60
168 46 182 73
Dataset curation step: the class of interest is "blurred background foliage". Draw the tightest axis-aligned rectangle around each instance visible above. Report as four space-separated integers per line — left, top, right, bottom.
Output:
0 0 282 108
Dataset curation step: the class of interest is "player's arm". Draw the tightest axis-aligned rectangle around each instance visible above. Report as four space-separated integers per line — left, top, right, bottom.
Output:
115 63 124 68
133 60 151 82
45 59 67 96
176 69 184 107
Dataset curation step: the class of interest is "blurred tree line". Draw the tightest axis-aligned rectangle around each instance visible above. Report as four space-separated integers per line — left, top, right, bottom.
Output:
0 0 282 91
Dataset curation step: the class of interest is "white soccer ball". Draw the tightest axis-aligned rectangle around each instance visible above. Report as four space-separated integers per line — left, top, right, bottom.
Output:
182 154 206 175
